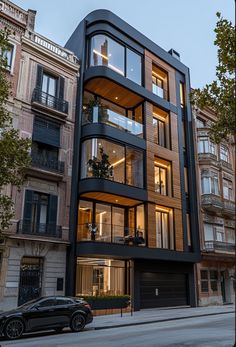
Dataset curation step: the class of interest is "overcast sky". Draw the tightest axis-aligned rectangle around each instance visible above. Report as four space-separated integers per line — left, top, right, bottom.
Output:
13 0 234 88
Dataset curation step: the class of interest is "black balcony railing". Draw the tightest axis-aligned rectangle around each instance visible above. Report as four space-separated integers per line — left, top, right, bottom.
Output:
31 152 64 174
204 241 235 253
78 223 146 246
32 88 68 114
17 220 62 238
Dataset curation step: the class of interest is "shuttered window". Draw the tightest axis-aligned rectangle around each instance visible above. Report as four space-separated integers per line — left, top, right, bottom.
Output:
33 117 60 147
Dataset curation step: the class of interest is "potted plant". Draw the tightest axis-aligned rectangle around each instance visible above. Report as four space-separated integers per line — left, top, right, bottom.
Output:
87 147 113 179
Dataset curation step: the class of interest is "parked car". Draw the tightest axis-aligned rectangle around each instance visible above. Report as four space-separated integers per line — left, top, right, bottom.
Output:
0 296 93 340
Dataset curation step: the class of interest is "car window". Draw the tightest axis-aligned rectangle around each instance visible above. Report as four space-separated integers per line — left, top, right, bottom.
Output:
38 299 55 307
56 298 74 306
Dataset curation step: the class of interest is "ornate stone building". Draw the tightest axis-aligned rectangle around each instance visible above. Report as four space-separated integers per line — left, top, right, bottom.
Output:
0 0 79 310
193 106 235 305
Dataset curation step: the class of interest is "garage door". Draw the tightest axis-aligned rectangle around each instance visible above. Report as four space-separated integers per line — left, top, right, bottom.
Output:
140 272 188 308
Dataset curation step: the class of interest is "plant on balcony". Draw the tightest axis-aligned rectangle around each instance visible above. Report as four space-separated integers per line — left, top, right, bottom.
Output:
87 147 113 179
81 295 130 310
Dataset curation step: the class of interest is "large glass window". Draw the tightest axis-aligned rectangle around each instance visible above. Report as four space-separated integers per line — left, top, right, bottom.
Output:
198 137 216 155
155 207 174 250
201 172 219 195
90 34 142 85
220 145 230 163
152 65 168 99
204 223 214 241
78 200 93 241
152 107 169 147
82 92 143 137
3 44 14 69
81 138 144 188
96 203 112 242
223 179 233 200
76 258 129 296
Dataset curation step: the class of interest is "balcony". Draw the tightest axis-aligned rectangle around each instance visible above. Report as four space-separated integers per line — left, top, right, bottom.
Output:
220 160 232 170
0 1 28 26
31 152 64 175
152 84 168 100
17 220 62 239
198 153 218 165
201 194 223 212
32 88 68 115
223 200 235 216
204 241 235 254
82 106 143 137
78 223 146 246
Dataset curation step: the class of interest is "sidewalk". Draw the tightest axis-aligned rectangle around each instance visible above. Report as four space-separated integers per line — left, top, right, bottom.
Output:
89 304 235 330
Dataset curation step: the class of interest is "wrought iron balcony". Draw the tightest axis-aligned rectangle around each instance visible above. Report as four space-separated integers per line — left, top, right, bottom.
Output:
201 194 223 212
17 220 62 238
32 88 68 114
204 241 235 253
31 152 64 174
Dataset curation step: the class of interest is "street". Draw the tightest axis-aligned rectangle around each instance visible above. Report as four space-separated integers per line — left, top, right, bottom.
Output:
0 312 234 347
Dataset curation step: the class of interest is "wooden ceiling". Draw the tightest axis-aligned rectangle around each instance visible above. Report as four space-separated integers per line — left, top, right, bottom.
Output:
80 192 141 207
85 77 143 109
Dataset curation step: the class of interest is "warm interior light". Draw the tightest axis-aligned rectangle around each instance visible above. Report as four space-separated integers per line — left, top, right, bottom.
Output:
154 161 169 168
112 157 125 167
156 206 170 213
153 112 166 122
152 70 164 78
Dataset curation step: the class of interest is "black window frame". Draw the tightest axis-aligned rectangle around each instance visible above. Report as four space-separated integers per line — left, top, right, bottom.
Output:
152 116 166 147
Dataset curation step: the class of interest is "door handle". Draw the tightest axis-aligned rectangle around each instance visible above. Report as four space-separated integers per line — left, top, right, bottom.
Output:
155 288 159 296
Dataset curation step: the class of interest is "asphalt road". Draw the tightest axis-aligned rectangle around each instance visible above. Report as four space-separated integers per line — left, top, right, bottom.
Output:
0 313 235 347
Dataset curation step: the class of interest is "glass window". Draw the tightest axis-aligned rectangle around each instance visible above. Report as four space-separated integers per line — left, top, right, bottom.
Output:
223 179 233 200
204 224 214 241
38 299 55 307
186 213 192 247
76 258 128 296
179 83 185 107
201 173 219 195
42 73 57 96
152 65 168 99
3 44 14 69
112 207 125 243
200 270 209 292
210 271 218 292
220 145 229 162
196 118 206 128
77 200 93 241
153 117 166 147
126 48 142 85
95 203 112 242
154 164 167 195
90 35 142 85
56 298 73 305
126 147 143 188
155 207 174 250
198 137 216 155
90 35 124 75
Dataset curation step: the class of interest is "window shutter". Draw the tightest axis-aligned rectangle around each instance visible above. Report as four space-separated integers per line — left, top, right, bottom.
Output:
36 65 43 89
58 76 65 100
23 190 34 223
48 195 58 226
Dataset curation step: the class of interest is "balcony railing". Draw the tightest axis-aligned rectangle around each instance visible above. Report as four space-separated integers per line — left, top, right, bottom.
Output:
223 200 235 215
201 194 223 211
220 160 232 170
17 220 62 238
204 241 235 253
31 152 64 175
78 223 146 246
0 0 28 26
82 106 143 137
32 88 68 114
152 84 168 100
198 153 218 162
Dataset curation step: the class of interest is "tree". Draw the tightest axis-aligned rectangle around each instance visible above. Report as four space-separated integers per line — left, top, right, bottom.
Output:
0 29 31 240
191 12 235 143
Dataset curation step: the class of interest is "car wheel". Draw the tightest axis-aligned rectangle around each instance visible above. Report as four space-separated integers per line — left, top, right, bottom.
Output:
70 314 86 332
54 327 63 333
4 319 24 340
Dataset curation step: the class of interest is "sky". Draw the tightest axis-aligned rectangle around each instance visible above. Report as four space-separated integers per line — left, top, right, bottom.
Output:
12 0 234 88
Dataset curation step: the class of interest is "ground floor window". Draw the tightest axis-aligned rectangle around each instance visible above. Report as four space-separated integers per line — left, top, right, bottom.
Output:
200 269 218 293
18 257 43 306
76 257 131 296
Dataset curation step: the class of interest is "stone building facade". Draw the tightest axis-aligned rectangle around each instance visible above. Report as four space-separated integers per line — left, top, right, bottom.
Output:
0 0 79 310
193 106 235 306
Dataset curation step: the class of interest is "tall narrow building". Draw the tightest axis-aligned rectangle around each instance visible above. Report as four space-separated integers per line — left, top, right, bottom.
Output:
65 10 200 310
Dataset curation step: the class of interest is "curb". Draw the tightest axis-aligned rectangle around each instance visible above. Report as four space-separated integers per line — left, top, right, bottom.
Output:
92 310 234 331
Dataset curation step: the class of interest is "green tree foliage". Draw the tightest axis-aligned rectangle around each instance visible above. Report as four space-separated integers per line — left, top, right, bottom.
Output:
191 12 235 143
0 29 31 239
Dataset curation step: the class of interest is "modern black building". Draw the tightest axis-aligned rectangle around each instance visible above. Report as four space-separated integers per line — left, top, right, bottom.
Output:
65 10 200 310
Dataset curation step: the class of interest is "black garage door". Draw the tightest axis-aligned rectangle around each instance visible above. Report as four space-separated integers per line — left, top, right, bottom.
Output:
140 272 188 308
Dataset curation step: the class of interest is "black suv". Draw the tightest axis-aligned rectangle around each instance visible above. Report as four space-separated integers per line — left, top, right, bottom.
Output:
0 296 93 340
